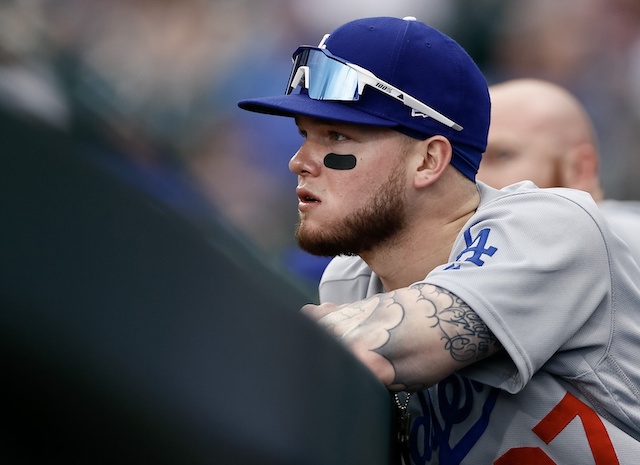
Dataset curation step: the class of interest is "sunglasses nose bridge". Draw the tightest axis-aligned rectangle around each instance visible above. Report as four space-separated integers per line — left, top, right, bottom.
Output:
288 47 359 100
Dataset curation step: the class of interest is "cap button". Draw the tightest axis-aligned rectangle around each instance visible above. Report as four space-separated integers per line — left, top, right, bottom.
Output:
402 16 417 21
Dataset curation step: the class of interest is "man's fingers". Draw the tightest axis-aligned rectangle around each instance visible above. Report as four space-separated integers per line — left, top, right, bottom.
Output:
301 302 339 321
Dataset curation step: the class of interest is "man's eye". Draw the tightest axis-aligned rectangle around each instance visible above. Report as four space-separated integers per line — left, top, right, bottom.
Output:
496 150 516 161
329 132 348 141
486 150 515 163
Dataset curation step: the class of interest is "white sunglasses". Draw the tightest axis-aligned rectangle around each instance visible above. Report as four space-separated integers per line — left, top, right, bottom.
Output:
286 42 463 131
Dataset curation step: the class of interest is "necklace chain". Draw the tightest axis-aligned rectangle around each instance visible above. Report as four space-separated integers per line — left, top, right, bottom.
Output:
394 392 411 409
394 392 412 444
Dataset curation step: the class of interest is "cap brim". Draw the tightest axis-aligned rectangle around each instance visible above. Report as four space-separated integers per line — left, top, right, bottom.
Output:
238 93 398 128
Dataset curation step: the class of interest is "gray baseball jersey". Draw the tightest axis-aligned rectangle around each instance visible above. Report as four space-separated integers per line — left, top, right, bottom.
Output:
319 181 640 464
599 199 640 267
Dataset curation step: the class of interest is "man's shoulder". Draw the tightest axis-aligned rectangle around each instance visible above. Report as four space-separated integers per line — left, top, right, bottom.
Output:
599 199 640 217
477 181 600 218
479 180 595 203
598 199 640 234
598 199 640 265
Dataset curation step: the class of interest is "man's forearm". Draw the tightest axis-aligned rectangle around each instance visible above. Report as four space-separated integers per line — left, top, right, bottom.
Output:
301 283 502 390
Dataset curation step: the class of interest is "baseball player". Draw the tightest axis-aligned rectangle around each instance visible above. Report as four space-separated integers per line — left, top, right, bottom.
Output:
238 16 640 464
478 77 640 267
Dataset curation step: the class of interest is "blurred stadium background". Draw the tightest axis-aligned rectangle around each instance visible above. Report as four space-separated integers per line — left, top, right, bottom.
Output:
2 0 640 283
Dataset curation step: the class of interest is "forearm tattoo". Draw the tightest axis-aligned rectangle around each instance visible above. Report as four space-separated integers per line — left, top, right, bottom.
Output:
375 283 501 390
410 282 499 362
313 283 501 390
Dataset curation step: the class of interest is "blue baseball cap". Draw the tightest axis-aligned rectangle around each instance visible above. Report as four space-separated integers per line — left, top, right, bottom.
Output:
238 16 490 181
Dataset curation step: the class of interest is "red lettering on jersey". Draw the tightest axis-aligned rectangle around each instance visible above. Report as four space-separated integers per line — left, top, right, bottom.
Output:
494 447 555 465
495 392 619 465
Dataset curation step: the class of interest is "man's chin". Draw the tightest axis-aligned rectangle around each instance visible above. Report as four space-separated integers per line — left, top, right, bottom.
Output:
296 229 347 258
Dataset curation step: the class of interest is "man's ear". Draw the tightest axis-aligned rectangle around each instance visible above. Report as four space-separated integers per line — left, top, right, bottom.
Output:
564 143 600 194
413 136 453 188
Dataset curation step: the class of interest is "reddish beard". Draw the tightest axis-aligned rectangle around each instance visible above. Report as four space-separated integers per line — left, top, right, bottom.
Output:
295 166 407 257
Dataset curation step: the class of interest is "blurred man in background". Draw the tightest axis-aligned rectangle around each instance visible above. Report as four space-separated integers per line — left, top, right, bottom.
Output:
478 78 640 264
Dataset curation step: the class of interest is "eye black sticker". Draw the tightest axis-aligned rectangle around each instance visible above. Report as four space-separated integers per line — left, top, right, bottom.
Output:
323 153 357 170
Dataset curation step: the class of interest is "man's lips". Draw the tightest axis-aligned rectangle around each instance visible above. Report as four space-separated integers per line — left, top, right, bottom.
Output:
296 187 320 209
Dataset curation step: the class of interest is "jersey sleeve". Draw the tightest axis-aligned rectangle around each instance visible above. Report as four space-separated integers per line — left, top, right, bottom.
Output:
423 188 613 394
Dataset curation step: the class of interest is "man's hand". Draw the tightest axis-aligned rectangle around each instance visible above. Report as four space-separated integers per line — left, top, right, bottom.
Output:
302 296 403 387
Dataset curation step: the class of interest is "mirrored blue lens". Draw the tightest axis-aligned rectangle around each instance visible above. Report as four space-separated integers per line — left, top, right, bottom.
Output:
289 48 360 101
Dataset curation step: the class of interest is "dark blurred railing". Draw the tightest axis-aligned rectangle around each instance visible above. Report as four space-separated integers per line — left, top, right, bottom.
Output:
0 109 393 465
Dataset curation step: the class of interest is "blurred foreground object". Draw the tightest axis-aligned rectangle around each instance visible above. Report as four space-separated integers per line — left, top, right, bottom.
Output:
0 109 391 465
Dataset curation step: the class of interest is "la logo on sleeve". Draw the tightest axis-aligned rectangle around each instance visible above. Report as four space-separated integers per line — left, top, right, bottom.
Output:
446 228 498 270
